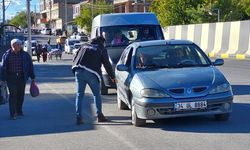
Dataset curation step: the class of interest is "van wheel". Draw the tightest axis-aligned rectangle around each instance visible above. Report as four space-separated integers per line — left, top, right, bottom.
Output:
117 90 128 110
131 100 146 127
214 113 230 121
101 82 108 95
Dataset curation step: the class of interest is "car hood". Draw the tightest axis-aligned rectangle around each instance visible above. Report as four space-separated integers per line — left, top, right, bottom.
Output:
137 67 227 98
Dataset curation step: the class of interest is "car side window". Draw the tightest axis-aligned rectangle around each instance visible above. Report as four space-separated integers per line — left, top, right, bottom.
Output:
119 47 130 64
125 47 133 67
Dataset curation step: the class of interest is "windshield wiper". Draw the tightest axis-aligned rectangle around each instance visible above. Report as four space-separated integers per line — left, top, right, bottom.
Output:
143 64 170 69
175 63 210 68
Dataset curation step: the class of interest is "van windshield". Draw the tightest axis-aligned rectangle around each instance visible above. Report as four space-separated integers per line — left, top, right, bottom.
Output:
101 25 163 47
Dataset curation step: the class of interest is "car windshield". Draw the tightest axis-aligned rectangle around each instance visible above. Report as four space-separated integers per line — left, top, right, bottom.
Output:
135 44 211 69
101 25 163 47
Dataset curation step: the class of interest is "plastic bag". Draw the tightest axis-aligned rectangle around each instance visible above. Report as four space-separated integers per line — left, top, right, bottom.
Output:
0 81 8 105
30 81 39 97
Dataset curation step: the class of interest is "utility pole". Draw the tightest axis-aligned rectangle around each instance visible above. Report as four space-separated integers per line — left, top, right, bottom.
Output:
49 0 52 28
64 0 67 33
92 0 94 20
143 0 146 12
26 0 32 56
2 0 5 46
34 4 37 28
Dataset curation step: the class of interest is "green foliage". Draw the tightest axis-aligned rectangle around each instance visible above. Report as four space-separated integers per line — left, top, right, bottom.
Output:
9 12 27 28
74 0 113 33
149 0 250 27
9 11 35 28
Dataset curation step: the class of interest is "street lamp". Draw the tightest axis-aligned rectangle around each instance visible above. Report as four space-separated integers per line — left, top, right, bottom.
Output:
209 8 220 22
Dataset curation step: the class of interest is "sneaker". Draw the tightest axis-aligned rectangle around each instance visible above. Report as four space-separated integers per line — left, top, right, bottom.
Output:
10 115 17 120
97 114 108 122
76 116 84 125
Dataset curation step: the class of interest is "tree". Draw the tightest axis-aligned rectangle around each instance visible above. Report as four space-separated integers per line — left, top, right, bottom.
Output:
9 11 35 28
74 0 113 33
149 0 249 27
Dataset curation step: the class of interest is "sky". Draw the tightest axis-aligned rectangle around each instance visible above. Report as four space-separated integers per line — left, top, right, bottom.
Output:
1 0 40 20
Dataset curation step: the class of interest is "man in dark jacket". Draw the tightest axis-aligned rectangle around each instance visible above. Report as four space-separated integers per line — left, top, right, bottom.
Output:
72 36 116 125
1 39 36 120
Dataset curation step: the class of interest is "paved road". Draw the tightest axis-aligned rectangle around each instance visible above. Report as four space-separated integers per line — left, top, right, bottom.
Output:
0 54 249 150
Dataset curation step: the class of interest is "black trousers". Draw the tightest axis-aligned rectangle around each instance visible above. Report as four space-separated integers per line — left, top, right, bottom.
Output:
7 73 26 117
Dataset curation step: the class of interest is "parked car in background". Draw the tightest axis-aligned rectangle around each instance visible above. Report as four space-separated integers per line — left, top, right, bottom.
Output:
115 40 233 126
41 28 52 35
52 29 63 36
70 33 89 42
91 12 164 95
72 43 83 55
23 40 38 56
64 39 80 54
31 29 40 34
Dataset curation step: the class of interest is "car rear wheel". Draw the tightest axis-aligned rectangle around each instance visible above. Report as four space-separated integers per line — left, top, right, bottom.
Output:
131 100 146 127
214 113 230 121
117 90 128 110
101 82 108 95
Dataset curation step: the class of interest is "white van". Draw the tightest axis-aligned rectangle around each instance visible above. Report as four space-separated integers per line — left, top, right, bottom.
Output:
91 13 164 95
64 39 81 54
23 40 38 56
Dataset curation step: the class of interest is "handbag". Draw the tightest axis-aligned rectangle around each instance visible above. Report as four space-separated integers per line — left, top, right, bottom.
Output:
30 81 39 97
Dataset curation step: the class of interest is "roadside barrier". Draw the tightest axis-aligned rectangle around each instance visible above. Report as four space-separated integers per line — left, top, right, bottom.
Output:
163 20 250 60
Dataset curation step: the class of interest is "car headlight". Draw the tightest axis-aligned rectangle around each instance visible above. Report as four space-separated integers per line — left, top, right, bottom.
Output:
209 83 231 94
140 88 170 98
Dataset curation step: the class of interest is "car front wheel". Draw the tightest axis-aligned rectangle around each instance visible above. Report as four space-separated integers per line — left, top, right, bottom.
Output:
131 100 146 127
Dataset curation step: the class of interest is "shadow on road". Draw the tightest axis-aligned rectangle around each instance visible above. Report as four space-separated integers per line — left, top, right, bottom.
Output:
0 92 96 138
144 103 250 133
231 85 250 95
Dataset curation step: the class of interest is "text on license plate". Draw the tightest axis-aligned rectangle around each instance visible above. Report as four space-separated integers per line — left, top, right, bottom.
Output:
174 101 207 111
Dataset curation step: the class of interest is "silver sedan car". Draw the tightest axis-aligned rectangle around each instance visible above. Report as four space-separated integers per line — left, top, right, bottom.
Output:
115 40 233 126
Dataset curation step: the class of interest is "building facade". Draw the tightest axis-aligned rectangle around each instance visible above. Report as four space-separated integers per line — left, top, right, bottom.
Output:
39 0 82 30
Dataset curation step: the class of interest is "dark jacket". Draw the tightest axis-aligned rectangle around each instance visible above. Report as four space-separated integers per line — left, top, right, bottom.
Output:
0 49 35 81
72 39 115 82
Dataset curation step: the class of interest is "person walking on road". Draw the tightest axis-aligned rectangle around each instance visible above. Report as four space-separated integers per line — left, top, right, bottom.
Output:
36 43 42 63
72 36 116 125
0 39 36 120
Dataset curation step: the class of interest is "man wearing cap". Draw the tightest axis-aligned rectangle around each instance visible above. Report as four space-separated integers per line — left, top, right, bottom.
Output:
72 36 116 125
1 39 36 120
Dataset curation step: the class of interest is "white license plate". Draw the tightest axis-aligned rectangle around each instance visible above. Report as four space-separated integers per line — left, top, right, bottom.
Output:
174 101 207 111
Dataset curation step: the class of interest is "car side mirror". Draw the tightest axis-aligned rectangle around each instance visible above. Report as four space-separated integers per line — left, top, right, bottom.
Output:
116 64 128 71
213 59 224 66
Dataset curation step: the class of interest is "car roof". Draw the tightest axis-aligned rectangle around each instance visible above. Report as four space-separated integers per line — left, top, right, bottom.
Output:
25 40 37 43
132 40 194 48
92 12 160 27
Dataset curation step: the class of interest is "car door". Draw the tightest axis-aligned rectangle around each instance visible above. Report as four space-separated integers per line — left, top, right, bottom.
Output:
116 46 134 105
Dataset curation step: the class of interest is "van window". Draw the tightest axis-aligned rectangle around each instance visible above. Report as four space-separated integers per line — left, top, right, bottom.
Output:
101 25 163 47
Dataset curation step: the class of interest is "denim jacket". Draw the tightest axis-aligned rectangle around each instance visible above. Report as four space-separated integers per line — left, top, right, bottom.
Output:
0 49 35 81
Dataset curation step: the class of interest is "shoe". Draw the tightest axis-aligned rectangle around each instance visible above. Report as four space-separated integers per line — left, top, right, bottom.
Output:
97 114 108 122
10 115 17 120
76 116 84 125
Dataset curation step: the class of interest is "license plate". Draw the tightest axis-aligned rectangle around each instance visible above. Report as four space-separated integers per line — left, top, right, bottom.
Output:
174 101 207 111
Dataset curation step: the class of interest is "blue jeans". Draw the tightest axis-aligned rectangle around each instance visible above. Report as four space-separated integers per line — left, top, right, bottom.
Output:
75 69 102 117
